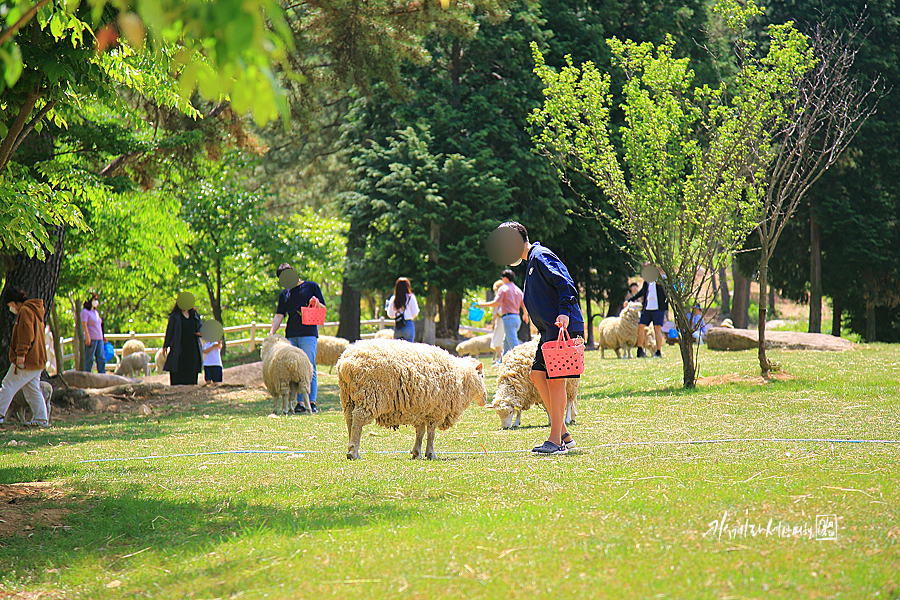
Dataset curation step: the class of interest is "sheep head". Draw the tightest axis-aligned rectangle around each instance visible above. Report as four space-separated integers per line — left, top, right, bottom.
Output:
463 359 487 407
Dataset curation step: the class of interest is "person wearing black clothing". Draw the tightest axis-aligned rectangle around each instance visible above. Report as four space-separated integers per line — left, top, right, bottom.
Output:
163 303 203 385
626 263 668 357
269 263 326 413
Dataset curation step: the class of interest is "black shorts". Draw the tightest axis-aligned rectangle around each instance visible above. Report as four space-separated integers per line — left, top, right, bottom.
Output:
531 329 585 379
204 365 223 383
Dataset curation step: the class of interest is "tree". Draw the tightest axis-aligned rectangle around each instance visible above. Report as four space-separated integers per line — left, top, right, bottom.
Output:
342 127 510 343
753 18 878 375
528 0 814 387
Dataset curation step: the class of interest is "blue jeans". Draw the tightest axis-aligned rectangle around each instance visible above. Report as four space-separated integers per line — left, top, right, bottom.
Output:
393 321 415 342
501 313 522 356
288 336 317 405
84 339 106 373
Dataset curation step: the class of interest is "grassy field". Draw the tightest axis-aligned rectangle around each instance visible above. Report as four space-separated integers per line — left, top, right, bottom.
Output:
1 344 898 599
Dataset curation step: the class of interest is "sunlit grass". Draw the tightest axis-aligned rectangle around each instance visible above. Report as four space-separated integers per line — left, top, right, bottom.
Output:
1 344 898 598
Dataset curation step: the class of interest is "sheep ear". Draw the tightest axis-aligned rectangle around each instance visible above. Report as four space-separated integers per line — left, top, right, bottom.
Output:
475 361 484 373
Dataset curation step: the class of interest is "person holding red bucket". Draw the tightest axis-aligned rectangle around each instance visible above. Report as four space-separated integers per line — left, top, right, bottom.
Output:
269 263 326 414
490 222 584 455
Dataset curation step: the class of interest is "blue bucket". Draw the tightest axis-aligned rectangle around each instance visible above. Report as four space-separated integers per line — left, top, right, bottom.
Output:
468 304 485 322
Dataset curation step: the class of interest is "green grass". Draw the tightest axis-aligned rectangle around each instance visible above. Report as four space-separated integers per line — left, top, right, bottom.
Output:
2 345 899 599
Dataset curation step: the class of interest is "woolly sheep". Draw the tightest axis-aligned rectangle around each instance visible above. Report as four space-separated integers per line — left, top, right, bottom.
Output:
6 381 53 424
115 351 151 378
373 329 394 340
597 302 642 358
337 339 487 460
486 340 578 429
260 334 313 415
455 334 492 358
642 325 657 354
154 348 168 374
316 335 350 373
720 318 734 329
122 339 145 358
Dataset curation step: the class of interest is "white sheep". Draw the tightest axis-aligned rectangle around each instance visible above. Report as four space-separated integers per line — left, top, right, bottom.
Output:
115 351 151 378
373 329 394 340
122 339 146 358
720 318 734 329
154 347 168 374
455 334 493 358
597 302 642 358
641 325 657 354
316 335 350 373
260 334 313 416
336 339 487 460
486 340 578 429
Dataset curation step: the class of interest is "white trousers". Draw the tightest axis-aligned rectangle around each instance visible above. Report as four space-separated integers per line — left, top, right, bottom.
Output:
0 364 48 423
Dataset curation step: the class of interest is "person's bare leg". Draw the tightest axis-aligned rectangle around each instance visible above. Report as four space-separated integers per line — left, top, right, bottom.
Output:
654 324 664 354
530 369 568 444
636 324 646 349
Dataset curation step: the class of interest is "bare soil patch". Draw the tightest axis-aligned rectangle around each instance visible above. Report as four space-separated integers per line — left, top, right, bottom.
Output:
0 482 70 539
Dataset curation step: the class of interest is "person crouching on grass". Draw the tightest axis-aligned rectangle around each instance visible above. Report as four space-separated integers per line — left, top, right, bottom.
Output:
496 222 584 455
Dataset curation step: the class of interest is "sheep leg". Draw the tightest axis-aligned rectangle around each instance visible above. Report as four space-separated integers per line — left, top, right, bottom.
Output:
424 424 438 460
615 347 622 359
411 424 426 459
302 392 312 414
513 409 522 429
347 409 371 460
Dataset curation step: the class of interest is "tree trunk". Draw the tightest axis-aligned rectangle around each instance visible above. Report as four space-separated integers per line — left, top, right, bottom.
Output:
768 287 776 316
422 284 439 346
831 296 843 337
336 217 364 342
439 290 462 339
670 297 696 387
584 284 594 348
757 261 770 378
0 226 65 374
50 299 65 375
865 298 876 342
0 87 40 171
809 203 823 333
69 293 84 370
731 265 751 329
718 264 730 315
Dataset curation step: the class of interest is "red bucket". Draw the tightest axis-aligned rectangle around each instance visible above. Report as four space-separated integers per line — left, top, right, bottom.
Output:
542 328 585 377
301 297 326 326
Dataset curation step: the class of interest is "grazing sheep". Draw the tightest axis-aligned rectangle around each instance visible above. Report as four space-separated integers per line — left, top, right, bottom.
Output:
720 318 734 329
487 340 578 429
154 348 168 374
337 339 487 460
6 381 53 424
642 325 657 354
260 334 313 416
597 302 642 358
122 339 146 358
316 335 350 373
455 334 493 358
373 329 394 340
115 351 151 378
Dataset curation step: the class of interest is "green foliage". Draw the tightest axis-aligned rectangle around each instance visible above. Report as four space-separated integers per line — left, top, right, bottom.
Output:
343 126 510 298
528 0 815 384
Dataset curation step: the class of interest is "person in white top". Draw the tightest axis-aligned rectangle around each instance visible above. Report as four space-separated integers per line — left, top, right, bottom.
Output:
385 277 420 342
202 339 223 382
625 262 668 358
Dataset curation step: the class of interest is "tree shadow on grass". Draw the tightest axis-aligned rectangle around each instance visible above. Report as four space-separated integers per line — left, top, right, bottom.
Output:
0 481 419 588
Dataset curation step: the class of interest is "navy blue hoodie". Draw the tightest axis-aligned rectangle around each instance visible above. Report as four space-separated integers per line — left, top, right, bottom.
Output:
522 242 584 339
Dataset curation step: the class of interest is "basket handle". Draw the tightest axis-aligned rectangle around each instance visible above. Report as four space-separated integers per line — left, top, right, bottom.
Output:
309 297 322 308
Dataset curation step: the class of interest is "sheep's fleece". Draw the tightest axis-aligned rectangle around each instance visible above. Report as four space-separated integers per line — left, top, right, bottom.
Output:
154 348 168 374
455 334 493 357
122 339 146 358
337 339 487 460
316 335 350 366
596 302 642 358
373 329 394 340
115 351 151 378
260 334 313 415
487 340 578 429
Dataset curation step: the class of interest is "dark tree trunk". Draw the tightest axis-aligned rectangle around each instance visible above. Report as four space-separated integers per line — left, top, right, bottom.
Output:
718 265 731 315
0 226 65 374
809 203 823 333
731 265 751 329
670 294 696 387
758 261 770 378
336 217 364 342
439 291 462 339
768 287 776 316
865 299 876 342
584 284 594 348
50 300 65 375
831 296 843 337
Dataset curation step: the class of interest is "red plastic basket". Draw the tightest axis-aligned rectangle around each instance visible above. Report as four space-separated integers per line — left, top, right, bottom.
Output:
542 328 585 377
301 297 326 326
